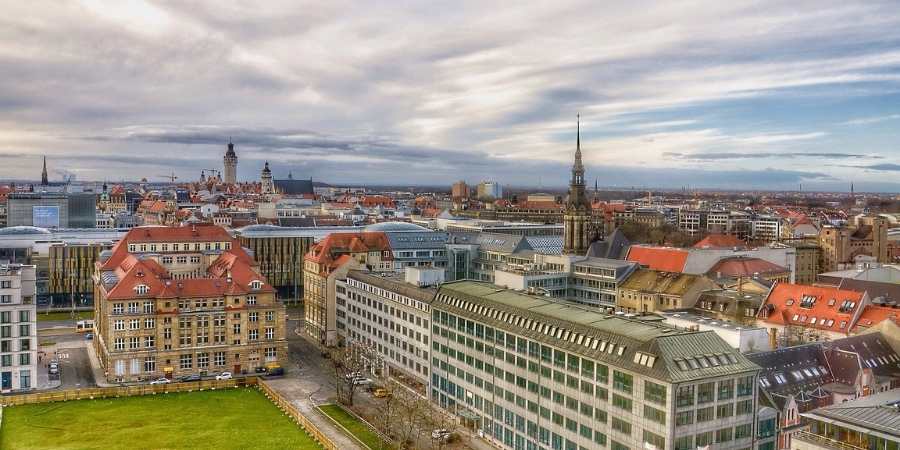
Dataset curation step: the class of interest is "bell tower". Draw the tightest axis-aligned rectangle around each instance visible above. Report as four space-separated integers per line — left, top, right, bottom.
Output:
223 140 237 185
563 116 593 255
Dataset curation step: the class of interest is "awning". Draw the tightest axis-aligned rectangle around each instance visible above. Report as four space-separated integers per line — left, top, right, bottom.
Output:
457 410 479 420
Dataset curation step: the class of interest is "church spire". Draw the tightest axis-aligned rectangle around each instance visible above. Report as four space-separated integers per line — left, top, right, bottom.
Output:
41 156 48 185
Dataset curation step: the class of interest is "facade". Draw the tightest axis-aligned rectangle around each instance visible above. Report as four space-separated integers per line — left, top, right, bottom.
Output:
476 182 503 201
7 192 96 229
617 269 717 314
819 215 889 272
303 231 392 346
563 120 594 255
0 262 37 392
223 141 238 185
93 226 287 382
335 269 435 392
233 225 317 301
757 282 869 343
431 281 761 450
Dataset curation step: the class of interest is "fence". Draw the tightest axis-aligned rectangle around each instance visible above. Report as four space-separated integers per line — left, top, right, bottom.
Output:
256 380 339 450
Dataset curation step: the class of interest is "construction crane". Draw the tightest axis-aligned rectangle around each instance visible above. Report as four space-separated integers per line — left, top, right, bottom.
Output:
157 173 178 188
200 168 219 181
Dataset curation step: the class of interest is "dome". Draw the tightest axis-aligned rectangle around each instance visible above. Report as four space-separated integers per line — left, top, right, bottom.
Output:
0 226 53 236
262 162 271 173
363 222 429 232
225 141 236 157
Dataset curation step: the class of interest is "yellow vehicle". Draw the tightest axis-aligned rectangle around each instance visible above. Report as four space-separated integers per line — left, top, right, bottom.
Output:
76 320 94 333
373 388 390 398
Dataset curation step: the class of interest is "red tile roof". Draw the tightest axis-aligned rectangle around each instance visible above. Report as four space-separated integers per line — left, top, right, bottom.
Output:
304 231 392 275
625 246 689 273
708 257 790 278
850 305 900 334
694 234 749 249
759 282 867 333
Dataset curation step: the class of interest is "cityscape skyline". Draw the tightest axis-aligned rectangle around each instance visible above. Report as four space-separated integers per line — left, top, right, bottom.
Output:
2 2 900 192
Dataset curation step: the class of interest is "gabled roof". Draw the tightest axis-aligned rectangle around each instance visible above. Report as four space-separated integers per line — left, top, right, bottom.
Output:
304 231 392 272
759 283 867 334
586 228 632 260
850 305 900 334
625 246 690 273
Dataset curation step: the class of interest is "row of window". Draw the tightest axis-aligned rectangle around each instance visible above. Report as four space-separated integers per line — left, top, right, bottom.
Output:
128 242 230 252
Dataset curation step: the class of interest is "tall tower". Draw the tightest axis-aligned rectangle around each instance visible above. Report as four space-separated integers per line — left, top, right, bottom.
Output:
41 156 48 185
261 161 275 195
223 140 237 185
563 116 593 255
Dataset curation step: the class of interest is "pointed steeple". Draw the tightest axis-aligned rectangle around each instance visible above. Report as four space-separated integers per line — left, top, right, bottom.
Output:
41 156 48 185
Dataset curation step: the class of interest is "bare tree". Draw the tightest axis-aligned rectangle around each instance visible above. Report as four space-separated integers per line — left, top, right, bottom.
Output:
424 402 460 450
784 324 831 347
374 379 429 449
324 343 375 406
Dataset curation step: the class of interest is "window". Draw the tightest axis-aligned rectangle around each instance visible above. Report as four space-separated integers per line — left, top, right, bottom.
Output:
675 410 693 426
1 295 11 303
696 406 714 422
197 353 209 368
249 329 258 341
114 320 125 331
249 312 258 322
718 379 734 399
233 324 241 335
612 370 632 393
716 427 732 443
214 352 226 366
611 417 631 435
612 393 632 411
20 370 30 389
645 380 667 404
735 423 751 439
114 338 125 350
113 303 124 314
676 385 695 406
145 318 155 329
265 328 274 339
180 354 192 370
0 312 9 323
18 310 29 322
19 353 30 365
717 402 734 418
265 311 275 321
0 281 9 288
643 405 666 424
19 338 30 351
130 319 139 330
737 399 753 414
697 381 714 403
737 375 753 396
642 430 665 450
143 302 154 313
145 336 155 348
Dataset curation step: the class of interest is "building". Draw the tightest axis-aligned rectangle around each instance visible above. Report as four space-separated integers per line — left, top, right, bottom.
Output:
431 281 761 450
303 231 392 346
563 119 594 255
819 215 890 272
335 269 436 392
93 225 287 382
452 181 470 199
0 262 37 392
757 283 869 343
7 192 97 229
223 141 237 185
795 388 900 450
476 182 503 201
233 224 318 301
260 162 275 196
616 269 717 314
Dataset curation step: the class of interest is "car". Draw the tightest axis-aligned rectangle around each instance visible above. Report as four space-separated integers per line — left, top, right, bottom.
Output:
265 367 285 377
180 374 201 382
254 366 268 373
215 372 232 380
432 429 451 439
85 333 93 340
352 377 373 386
48 365 59 375
50 359 59 366
345 371 362 380
373 388 390 398
149 378 171 385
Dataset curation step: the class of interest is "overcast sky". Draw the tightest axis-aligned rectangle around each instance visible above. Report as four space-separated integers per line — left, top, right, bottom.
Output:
2 1 900 192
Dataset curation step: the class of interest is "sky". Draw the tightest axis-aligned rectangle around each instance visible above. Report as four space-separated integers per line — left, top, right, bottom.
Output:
2 1 900 193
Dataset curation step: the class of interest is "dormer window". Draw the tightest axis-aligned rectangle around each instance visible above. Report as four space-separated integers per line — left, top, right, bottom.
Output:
250 280 262 290
135 285 149 295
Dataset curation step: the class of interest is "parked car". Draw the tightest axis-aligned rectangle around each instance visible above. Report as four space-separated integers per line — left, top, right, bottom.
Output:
254 366 267 373
48 364 59 375
352 377 373 386
265 367 285 377
85 333 93 340
432 429 451 439
149 378 171 385
215 372 232 380
345 371 362 380
373 388 390 398
180 374 201 382
50 359 58 366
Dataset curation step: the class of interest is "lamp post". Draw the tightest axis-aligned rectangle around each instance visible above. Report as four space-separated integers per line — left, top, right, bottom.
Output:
293 261 298 307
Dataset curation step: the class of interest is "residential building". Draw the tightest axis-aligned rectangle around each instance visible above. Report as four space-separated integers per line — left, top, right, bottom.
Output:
616 269 717 314
452 181 470 199
431 281 761 450
757 283 869 343
0 262 37 392
476 182 503 201
819 215 889 272
93 225 287 382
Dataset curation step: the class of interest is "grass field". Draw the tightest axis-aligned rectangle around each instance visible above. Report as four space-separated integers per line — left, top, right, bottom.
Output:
0 388 323 450
318 404 391 450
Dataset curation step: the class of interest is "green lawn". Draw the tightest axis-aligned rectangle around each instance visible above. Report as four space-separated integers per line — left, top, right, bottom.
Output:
318 404 392 450
36 312 91 322
0 388 323 450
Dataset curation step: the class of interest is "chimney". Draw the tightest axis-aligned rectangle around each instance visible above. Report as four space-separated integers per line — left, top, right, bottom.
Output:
770 327 778 350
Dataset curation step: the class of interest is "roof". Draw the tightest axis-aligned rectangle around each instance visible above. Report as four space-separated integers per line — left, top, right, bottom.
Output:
802 388 900 439
586 228 632 260
694 234 749 249
759 282 867 333
619 268 715 297
435 281 759 384
626 246 690 272
707 257 790 278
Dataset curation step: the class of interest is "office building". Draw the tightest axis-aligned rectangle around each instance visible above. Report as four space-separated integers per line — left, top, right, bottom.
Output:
93 225 287 382
7 192 97 229
0 262 37 392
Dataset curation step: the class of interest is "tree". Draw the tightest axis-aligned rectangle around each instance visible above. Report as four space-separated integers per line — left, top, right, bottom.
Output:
324 343 376 406
783 324 831 347
374 379 430 449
